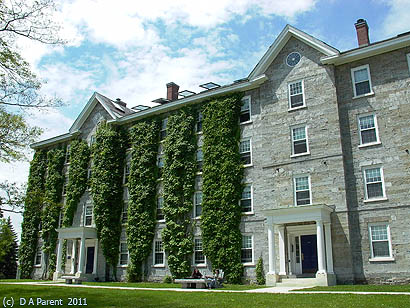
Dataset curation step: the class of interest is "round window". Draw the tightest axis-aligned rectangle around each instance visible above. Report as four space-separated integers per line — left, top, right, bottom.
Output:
286 52 301 67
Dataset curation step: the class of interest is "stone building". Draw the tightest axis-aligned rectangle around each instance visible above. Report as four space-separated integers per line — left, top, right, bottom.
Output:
28 19 410 286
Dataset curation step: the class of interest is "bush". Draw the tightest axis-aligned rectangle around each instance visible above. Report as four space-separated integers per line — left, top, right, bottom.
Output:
256 257 265 285
163 275 173 284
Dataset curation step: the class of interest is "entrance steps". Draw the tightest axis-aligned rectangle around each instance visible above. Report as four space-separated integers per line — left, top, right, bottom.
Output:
276 277 318 288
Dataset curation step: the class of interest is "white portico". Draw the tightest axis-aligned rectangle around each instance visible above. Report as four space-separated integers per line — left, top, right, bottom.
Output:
263 204 336 286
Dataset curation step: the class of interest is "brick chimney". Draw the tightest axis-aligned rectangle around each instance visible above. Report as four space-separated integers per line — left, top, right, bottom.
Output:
166 82 179 101
355 19 370 47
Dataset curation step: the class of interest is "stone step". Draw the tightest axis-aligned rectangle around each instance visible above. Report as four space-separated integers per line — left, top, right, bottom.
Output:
276 278 318 287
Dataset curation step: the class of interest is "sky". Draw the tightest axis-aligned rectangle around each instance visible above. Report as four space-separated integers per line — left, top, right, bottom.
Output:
1 0 410 240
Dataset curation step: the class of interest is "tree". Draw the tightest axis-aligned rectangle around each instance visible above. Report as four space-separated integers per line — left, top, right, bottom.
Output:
0 181 26 214
0 217 18 278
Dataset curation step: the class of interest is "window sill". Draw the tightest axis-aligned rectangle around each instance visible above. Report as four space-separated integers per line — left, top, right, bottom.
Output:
193 216 201 221
290 152 310 158
33 265 42 268
196 131 203 135
243 164 253 168
242 211 254 216
192 264 207 268
117 265 128 268
242 263 255 267
196 171 203 176
152 264 165 268
157 219 166 223
358 141 381 148
240 120 253 126
369 257 395 262
353 92 375 100
288 105 306 112
156 178 163 182
364 197 388 203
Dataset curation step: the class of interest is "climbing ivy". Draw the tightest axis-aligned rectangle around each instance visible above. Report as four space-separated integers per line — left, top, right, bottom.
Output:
126 119 160 282
41 148 65 279
162 107 197 279
63 140 90 227
201 93 244 284
90 121 127 277
19 149 48 278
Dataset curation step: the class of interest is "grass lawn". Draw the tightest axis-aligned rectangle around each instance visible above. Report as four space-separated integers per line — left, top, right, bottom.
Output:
298 284 410 293
0 285 409 308
0 279 37 282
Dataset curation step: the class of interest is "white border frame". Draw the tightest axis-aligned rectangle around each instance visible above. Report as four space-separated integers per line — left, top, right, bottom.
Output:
240 183 253 215
290 124 310 157
84 204 93 227
193 191 202 219
357 113 381 148
241 234 255 266
362 165 387 202
153 239 165 267
240 95 252 125
33 244 43 268
118 241 129 267
293 174 312 206
288 79 306 111
239 137 252 167
351 64 374 98
193 237 207 267
368 222 394 262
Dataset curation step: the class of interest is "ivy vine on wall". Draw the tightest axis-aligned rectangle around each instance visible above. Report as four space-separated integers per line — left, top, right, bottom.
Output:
90 121 126 277
201 93 244 284
126 119 160 282
19 149 48 278
162 107 197 279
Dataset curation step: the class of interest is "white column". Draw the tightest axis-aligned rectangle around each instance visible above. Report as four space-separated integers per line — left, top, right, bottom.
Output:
78 235 86 274
70 239 77 274
278 225 286 275
267 223 276 274
324 222 334 274
316 220 326 274
287 233 293 275
93 239 98 275
55 239 63 274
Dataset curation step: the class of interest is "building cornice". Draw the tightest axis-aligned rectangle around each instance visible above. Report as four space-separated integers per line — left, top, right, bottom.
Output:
31 131 79 149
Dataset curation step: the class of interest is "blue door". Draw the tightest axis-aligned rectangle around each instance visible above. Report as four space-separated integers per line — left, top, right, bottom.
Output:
301 235 318 273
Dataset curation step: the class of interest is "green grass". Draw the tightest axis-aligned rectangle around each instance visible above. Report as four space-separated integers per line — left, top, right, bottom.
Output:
298 284 410 293
0 279 37 282
0 285 409 308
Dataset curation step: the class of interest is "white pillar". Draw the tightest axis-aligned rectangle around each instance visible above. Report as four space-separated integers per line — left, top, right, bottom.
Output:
267 223 276 274
324 222 334 274
316 220 326 274
93 239 98 275
278 225 286 275
55 239 63 274
78 235 86 274
287 233 293 275
70 239 77 274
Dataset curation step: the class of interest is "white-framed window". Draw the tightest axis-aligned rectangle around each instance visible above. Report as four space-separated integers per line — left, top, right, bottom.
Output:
240 138 252 166
90 135 96 145
363 166 386 200
34 245 42 266
84 204 93 226
351 64 373 97
196 111 203 133
157 196 164 221
124 162 130 184
196 148 203 172
194 191 202 218
157 155 164 179
291 125 309 156
122 202 128 224
58 211 64 228
241 235 253 264
87 168 92 180
294 175 311 206
368 223 393 260
160 118 168 141
288 80 305 109
240 96 251 123
407 53 410 73
65 145 71 164
358 114 380 146
194 238 206 265
62 175 68 196
241 184 252 213
119 242 129 266
154 240 165 266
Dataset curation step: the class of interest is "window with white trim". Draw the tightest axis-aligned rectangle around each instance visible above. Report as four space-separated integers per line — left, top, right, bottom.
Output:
291 125 309 155
196 148 203 172
240 139 252 166
84 204 93 226
157 155 164 178
65 145 70 164
369 223 392 259
363 166 385 200
351 65 373 97
240 96 251 123
58 211 64 228
241 235 253 264
160 118 167 141
35 245 42 266
123 162 130 184
241 184 252 213
294 176 311 206
90 135 96 145
122 202 128 224
288 80 305 109
358 114 379 145
196 112 203 133
157 196 164 221
154 240 164 265
62 175 68 196
119 242 128 265
194 191 202 218
194 238 205 265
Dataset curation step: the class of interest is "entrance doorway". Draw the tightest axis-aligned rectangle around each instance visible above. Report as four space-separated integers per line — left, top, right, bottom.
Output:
301 235 318 274
86 247 95 274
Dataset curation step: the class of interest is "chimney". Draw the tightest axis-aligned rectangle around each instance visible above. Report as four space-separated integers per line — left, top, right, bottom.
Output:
115 98 126 107
355 19 370 47
166 82 179 101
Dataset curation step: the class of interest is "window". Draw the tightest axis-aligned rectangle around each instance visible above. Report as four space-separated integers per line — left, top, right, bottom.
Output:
196 148 203 172
84 204 93 226
35 245 42 266
369 223 392 259
157 196 164 221
87 168 92 180
157 156 164 178
90 135 96 145
194 191 202 218
363 167 385 200
358 114 379 145
241 185 252 213
240 96 251 123
119 242 128 265
122 202 128 224
407 53 410 73
240 139 252 166
58 211 64 228
65 145 70 163
154 240 164 266
291 126 309 155
241 235 253 264
196 112 203 133
194 239 205 265
124 162 130 184
160 118 168 141
288 80 305 109
351 65 373 97
62 176 68 196
294 176 311 205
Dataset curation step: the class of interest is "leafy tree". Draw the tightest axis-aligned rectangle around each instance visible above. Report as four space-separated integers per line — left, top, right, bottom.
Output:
0 217 18 278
